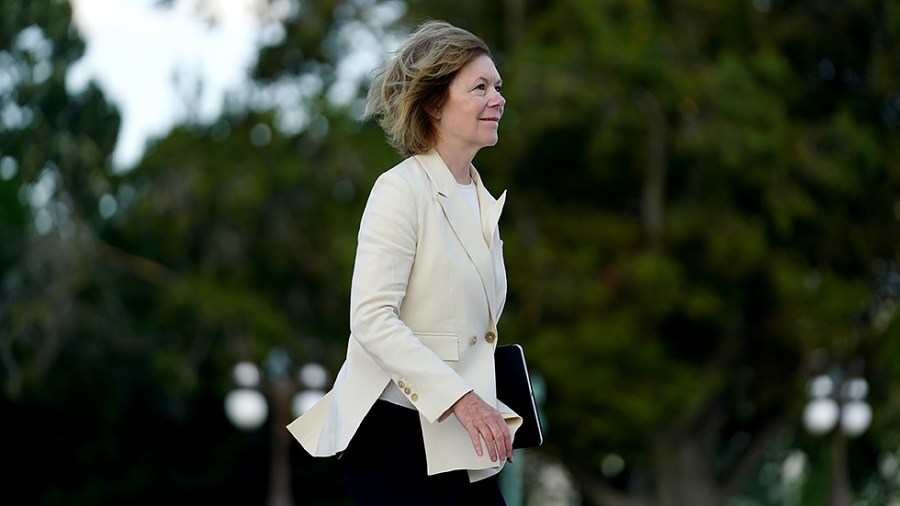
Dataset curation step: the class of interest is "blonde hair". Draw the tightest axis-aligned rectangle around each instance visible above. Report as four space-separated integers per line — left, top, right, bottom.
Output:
365 20 491 157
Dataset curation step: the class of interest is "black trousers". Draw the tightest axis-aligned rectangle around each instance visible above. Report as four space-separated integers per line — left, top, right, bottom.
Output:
338 400 506 506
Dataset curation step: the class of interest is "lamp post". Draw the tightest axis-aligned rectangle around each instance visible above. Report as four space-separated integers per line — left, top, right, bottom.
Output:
224 348 328 506
802 370 872 506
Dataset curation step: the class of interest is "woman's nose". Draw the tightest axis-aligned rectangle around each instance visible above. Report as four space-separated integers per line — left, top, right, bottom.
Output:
492 90 506 108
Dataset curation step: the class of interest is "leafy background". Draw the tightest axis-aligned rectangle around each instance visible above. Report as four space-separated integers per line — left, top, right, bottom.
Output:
2 0 899 505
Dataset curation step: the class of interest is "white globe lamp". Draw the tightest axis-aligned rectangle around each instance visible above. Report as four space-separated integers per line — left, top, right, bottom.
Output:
225 388 268 431
840 400 873 437
803 397 839 435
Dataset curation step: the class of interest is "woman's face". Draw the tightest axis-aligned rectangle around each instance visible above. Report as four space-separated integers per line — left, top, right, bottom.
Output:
434 54 506 154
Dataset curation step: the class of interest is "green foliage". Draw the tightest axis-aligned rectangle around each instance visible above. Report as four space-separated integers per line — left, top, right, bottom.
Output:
3 0 900 504
104 110 395 383
1 0 121 395
477 0 900 503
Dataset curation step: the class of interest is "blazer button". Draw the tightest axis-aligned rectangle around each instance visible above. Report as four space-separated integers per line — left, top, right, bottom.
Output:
404 387 412 395
470 336 478 346
484 331 496 344
398 380 405 389
411 393 419 402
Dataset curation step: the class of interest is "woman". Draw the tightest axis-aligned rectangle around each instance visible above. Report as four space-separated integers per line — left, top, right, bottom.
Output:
287 20 520 505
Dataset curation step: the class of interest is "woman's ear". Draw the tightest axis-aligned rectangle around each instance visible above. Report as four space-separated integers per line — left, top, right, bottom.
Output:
425 97 442 120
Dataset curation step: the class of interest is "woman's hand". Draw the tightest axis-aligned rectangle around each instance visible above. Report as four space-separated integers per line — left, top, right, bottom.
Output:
451 391 513 463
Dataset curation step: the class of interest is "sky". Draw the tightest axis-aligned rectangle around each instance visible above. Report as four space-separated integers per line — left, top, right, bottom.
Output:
10 0 403 235
66 0 405 172
67 0 274 170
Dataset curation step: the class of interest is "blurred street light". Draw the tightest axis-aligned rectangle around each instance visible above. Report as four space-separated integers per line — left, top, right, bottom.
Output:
802 369 871 506
292 363 328 417
800 261 898 506
224 348 328 506
224 361 268 430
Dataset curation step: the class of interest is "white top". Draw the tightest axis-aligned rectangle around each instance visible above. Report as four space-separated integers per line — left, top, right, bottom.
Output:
457 180 481 226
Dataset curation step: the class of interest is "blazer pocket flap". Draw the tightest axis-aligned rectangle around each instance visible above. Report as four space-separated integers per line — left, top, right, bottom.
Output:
414 331 459 361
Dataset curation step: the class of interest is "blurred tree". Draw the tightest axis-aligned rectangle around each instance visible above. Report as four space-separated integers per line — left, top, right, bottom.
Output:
0 0 164 502
0 0 120 398
43 1 402 504
0 0 383 503
461 0 900 505
98 0 408 399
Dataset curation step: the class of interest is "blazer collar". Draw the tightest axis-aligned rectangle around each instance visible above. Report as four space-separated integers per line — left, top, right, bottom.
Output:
414 149 505 321
415 149 506 243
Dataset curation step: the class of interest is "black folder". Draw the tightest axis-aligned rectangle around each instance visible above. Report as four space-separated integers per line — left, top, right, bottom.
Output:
495 344 544 449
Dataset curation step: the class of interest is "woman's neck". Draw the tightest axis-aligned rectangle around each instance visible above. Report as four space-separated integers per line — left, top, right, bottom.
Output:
434 145 476 185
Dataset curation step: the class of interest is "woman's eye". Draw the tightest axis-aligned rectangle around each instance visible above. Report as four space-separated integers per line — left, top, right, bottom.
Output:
495 85 503 93
474 84 486 91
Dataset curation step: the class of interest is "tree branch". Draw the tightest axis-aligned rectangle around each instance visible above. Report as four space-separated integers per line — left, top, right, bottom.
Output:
94 240 178 287
720 416 789 501
635 90 668 253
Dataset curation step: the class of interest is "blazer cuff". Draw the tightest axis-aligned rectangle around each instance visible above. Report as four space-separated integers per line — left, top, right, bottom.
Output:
437 389 473 423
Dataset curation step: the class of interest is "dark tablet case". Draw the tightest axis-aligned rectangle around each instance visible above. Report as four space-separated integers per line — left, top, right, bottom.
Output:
495 344 544 449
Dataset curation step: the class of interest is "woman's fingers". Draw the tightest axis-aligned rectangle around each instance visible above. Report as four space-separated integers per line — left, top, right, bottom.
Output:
487 417 513 463
464 419 484 457
451 392 512 463
494 418 513 463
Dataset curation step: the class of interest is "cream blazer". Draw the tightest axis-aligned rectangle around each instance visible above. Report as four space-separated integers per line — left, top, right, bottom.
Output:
287 149 522 482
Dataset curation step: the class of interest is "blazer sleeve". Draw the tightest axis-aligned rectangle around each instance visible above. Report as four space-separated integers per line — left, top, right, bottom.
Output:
349 170 472 423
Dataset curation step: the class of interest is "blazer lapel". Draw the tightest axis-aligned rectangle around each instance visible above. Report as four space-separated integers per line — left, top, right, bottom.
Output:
416 150 501 319
475 174 506 249
475 171 507 324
